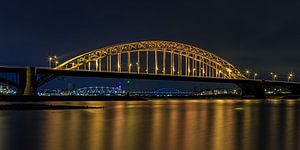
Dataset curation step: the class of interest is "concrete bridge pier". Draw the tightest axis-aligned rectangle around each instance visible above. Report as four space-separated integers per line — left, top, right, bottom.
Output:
237 81 266 99
18 67 37 96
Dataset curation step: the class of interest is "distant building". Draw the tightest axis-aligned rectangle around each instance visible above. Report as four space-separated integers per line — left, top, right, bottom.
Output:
0 84 16 95
197 88 240 96
38 86 125 96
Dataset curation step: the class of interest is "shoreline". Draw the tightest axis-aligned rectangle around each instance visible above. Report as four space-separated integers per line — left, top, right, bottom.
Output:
0 95 299 101
0 103 104 110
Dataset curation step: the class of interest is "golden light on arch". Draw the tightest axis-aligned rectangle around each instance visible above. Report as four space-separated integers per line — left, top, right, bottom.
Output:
54 40 246 79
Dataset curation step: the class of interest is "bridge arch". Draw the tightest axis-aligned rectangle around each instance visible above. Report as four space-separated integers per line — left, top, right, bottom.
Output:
55 41 246 79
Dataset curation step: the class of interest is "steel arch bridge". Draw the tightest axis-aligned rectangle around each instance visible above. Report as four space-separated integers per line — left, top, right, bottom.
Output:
154 88 183 94
54 41 246 79
70 86 125 96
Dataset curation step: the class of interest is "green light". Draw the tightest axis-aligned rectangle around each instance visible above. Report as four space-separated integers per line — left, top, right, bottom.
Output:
127 80 130 84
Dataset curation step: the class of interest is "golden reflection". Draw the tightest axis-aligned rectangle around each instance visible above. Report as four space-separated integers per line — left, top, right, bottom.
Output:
224 103 235 150
241 104 254 150
167 101 180 150
197 102 209 149
284 106 295 150
44 110 65 150
182 102 199 150
211 102 225 150
150 103 164 150
268 106 280 150
112 105 125 150
1 100 299 150
86 109 102 150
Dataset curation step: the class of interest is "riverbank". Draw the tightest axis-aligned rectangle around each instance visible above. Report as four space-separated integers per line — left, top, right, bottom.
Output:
0 95 298 102
0 94 244 101
0 95 148 101
0 103 104 110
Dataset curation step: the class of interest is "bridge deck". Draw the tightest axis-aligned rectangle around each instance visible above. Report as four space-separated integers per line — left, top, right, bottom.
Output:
37 68 259 84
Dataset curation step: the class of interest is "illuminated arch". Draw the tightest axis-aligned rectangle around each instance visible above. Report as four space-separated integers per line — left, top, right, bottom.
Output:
54 41 246 79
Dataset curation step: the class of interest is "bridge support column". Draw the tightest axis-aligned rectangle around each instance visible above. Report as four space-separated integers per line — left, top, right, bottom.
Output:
18 67 37 96
237 81 266 99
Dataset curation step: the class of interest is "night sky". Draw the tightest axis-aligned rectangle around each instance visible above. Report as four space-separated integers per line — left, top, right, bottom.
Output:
1 0 300 90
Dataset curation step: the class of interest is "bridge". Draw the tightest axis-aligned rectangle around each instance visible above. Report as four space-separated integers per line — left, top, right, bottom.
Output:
0 40 299 98
69 86 125 96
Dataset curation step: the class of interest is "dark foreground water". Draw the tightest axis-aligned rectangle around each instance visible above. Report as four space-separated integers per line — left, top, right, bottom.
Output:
0 99 300 150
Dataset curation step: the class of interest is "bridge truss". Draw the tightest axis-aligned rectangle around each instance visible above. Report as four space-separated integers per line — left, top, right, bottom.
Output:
54 41 246 79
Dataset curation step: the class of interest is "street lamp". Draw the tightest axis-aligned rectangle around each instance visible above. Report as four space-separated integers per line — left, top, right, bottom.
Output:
55 61 59 67
270 72 278 80
49 55 59 69
136 62 140 73
48 57 52 68
218 70 222 77
254 73 258 79
288 73 294 82
273 74 277 80
129 63 132 73
245 69 250 78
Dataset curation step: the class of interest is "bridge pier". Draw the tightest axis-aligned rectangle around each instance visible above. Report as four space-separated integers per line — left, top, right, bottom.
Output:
237 81 266 99
18 67 37 96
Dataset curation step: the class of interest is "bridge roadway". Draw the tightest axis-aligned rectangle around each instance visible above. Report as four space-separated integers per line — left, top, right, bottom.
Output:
0 66 300 98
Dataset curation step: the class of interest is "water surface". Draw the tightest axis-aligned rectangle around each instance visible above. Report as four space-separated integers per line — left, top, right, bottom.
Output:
0 99 299 150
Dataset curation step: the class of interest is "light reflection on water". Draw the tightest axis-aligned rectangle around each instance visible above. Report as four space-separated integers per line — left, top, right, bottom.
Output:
0 99 299 150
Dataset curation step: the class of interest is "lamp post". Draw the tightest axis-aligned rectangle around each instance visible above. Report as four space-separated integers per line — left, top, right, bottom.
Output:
245 70 250 78
128 63 132 73
49 57 52 68
273 74 277 80
270 72 277 80
55 61 59 67
288 73 294 82
136 62 139 73
193 68 196 76
49 55 58 69
253 73 258 79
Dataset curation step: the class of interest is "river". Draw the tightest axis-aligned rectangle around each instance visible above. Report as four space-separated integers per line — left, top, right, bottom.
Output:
0 99 299 150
